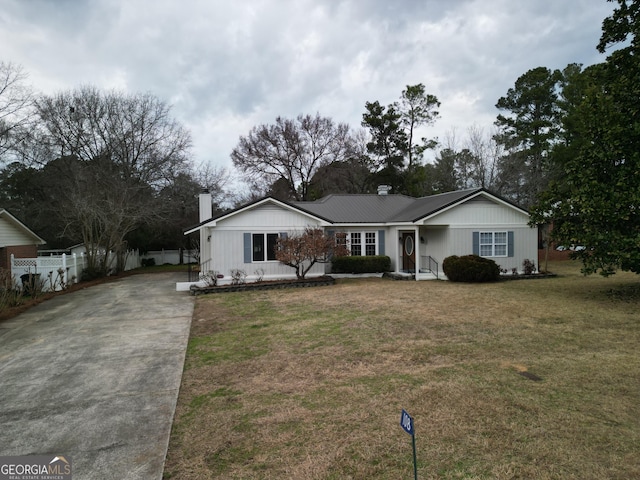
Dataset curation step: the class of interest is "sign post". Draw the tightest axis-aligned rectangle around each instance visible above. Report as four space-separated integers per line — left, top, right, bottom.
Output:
400 409 418 480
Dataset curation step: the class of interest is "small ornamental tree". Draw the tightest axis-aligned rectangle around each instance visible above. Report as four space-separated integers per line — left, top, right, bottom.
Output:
276 228 349 279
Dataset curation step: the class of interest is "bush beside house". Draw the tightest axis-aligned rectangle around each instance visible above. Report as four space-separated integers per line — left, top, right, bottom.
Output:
443 255 500 282
331 255 391 274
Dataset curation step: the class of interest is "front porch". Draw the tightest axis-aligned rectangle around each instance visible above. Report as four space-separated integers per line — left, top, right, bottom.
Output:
400 256 441 280
394 226 442 280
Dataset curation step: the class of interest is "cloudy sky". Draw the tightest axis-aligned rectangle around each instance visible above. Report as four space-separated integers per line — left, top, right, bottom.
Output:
1 0 615 173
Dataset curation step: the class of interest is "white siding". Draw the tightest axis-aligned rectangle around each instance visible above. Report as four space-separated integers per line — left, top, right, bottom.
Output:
446 227 538 272
208 230 324 282
419 226 449 266
0 217 35 247
199 194 539 281
217 205 323 230
422 196 529 227
420 196 538 274
204 203 326 282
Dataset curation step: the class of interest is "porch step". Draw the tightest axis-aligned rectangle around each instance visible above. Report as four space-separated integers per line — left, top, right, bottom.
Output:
383 272 414 281
416 272 439 280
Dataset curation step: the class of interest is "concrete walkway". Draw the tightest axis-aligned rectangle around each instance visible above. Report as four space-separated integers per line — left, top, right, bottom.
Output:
0 272 194 480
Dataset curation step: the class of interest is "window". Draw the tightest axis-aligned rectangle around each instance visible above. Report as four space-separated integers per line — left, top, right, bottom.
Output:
346 231 377 256
252 233 280 262
267 234 279 260
350 232 361 256
479 231 507 257
365 232 376 256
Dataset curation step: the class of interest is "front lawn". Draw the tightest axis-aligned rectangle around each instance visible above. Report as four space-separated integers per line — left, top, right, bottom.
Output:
164 261 640 479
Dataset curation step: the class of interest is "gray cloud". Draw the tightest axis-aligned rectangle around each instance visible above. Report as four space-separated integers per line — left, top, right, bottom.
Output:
1 0 615 168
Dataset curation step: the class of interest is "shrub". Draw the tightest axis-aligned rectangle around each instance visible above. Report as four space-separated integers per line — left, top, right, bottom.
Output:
0 268 22 309
141 258 156 267
230 269 247 285
47 268 69 291
522 259 536 275
442 255 500 282
331 255 391 274
201 270 220 287
80 266 105 281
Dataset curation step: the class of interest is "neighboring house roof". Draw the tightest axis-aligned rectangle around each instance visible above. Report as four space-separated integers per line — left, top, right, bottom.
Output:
185 188 530 233
0 209 46 247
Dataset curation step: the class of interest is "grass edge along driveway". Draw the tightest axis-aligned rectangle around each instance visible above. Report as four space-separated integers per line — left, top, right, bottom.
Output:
164 261 640 480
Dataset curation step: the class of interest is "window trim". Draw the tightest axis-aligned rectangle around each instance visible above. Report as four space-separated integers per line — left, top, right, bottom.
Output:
251 232 281 262
478 230 508 258
345 231 378 257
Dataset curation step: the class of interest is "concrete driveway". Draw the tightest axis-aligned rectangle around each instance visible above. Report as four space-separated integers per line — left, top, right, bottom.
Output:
0 272 194 480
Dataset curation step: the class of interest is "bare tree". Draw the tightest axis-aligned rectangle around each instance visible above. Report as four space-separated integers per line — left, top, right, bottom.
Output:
193 161 235 208
33 87 192 274
35 86 192 185
41 155 156 275
434 126 506 194
0 61 34 163
464 124 503 191
231 113 353 201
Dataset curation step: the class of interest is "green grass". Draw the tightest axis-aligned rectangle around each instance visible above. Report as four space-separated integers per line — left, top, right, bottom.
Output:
164 261 640 479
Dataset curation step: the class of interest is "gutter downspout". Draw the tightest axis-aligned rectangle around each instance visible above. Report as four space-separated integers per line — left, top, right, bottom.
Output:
414 225 420 280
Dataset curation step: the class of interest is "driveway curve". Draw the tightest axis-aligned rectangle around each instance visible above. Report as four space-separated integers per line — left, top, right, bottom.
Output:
0 272 194 480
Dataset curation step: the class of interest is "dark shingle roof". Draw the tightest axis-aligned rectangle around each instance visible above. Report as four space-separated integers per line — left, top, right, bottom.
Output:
292 194 416 223
391 189 483 222
185 188 528 234
293 188 483 223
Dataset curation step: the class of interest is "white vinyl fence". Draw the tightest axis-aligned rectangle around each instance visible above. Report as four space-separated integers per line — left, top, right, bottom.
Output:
10 250 141 292
141 249 197 265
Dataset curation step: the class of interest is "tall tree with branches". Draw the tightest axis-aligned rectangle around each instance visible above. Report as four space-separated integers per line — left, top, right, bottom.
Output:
231 113 353 201
396 83 440 167
531 0 640 276
362 84 440 195
494 67 562 207
33 86 192 275
0 61 33 163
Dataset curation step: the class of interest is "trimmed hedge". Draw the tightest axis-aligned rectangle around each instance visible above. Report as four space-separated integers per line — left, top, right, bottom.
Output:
331 255 391 274
442 254 500 282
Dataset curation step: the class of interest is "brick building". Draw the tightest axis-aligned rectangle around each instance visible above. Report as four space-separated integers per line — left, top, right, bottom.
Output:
0 209 46 270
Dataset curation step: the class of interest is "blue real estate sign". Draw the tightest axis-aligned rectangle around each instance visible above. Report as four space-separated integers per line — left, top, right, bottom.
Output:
400 409 414 436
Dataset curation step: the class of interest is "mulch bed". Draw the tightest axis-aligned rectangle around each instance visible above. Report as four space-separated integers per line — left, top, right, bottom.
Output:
189 276 336 295
499 273 557 281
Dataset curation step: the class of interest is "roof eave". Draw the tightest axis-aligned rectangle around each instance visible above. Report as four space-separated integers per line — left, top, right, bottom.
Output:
412 188 529 223
0 209 47 245
183 196 333 235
